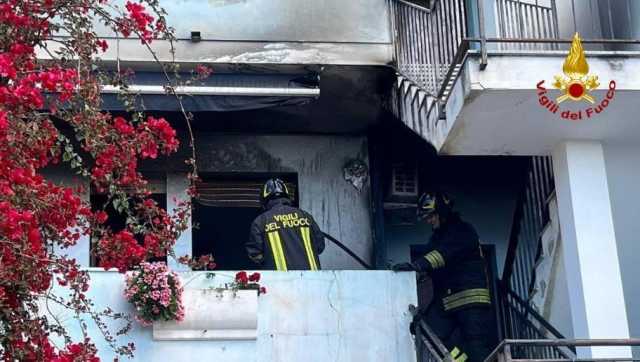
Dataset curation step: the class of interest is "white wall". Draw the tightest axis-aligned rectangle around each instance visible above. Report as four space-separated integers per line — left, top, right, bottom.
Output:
604 143 640 358
98 0 390 43
47 271 417 362
62 0 393 66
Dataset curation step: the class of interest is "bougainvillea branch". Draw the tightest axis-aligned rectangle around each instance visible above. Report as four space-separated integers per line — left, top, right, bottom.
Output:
0 0 212 359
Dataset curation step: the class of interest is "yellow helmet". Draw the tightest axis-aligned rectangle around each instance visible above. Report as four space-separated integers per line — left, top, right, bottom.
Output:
417 192 452 220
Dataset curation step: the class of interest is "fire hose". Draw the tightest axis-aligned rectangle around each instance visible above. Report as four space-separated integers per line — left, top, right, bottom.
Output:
322 232 373 270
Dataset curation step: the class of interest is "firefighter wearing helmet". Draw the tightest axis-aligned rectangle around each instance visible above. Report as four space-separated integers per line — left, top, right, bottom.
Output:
246 178 325 270
393 192 495 362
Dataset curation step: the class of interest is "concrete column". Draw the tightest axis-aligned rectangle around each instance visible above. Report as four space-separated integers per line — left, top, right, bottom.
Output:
552 141 631 358
167 173 192 271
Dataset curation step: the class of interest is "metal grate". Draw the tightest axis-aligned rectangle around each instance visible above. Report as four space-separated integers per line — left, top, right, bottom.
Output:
391 163 418 197
194 180 296 208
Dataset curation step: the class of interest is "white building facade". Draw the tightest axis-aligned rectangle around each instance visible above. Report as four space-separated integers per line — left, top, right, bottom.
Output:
46 0 640 360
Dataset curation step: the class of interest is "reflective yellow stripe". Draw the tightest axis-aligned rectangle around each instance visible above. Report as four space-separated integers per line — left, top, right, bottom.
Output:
424 253 439 269
431 250 445 267
443 288 491 310
451 347 461 358
267 232 282 270
274 232 288 271
443 295 492 311
301 227 317 270
424 250 445 269
443 295 491 309
442 288 491 303
450 347 468 362
268 231 288 271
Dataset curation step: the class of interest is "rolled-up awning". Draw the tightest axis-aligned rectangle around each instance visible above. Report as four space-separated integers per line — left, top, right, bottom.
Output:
100 72 319 112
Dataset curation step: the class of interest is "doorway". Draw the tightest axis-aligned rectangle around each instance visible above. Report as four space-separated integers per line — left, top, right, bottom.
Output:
192 173 298 270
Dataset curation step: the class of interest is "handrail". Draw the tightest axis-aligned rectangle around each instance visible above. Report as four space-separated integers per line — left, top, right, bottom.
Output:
500 287 576 360
467 37 640 45
501 158 530 284
485 339 640 362
410 304 453 362
502 339 640 347
504 288 567 341
501 156 554 302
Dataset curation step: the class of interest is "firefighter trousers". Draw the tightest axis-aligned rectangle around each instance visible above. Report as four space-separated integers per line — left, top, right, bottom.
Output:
422 302 496 362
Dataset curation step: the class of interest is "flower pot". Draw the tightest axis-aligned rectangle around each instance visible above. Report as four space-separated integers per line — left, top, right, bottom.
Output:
153 289 258 340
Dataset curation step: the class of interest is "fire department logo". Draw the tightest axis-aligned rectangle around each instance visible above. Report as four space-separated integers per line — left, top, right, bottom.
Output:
553 33 599 103
536 33 616 120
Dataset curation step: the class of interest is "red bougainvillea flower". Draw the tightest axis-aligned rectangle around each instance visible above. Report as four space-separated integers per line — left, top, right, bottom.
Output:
0 0 204 359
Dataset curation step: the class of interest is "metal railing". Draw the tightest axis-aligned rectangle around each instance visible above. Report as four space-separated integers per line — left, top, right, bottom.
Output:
502 156 554 303
473 0 640 67
390 0 468 96
389 0 470 141
495 156 558 361
390 0 640 132
495 0 558 50
410 305 454 362
485 339 640 362
498 286 575 360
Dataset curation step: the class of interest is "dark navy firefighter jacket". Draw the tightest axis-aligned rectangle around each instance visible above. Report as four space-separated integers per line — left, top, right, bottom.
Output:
414 214 491 312
246 198 325 270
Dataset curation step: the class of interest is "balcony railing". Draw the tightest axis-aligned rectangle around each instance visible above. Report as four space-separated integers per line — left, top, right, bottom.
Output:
495 0 559 50
502 156 554 303
473 0 640 67
410 304 455 362
388 0 470 140
498 286 575 360
485 339 640 362
390 0 468 96
389 0 640 112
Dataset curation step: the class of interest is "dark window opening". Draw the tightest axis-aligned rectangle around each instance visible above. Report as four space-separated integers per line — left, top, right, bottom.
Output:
192 173 298 270
90 182 167 268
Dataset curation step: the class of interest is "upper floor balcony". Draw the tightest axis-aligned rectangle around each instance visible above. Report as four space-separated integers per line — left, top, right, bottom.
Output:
392 0 640 156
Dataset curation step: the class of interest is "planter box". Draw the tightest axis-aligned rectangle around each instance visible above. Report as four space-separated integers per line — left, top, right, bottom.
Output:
153 289 258 341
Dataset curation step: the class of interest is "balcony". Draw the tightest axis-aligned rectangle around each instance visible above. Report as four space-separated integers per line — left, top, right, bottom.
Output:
48 271 417 361
392 0 640 156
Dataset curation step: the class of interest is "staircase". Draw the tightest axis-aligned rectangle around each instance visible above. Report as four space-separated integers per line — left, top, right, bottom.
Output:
410 155 640 361
388 0 468 144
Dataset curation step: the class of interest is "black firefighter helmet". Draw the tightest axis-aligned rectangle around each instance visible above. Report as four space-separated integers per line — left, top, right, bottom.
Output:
261 178 290 205
417 192 453 220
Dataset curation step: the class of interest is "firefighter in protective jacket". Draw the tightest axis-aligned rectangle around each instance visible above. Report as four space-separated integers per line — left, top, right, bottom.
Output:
392 192 495 362
246 178 325 270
